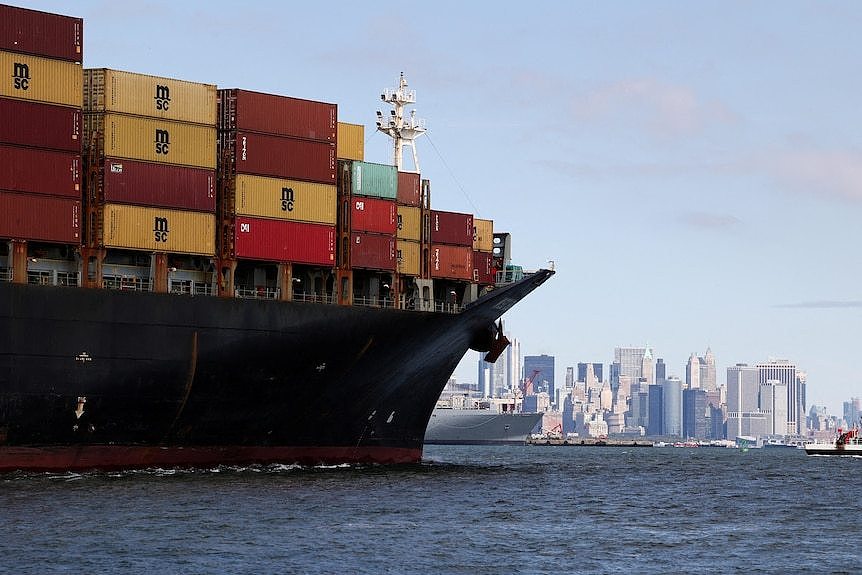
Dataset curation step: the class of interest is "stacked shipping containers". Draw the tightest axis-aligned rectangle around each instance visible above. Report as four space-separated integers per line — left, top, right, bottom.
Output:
83 68 217 257
430 209 474 281
340 160 398 272
218 89 337 266
396 171 422 277
0 5 83 256
473 218 496 285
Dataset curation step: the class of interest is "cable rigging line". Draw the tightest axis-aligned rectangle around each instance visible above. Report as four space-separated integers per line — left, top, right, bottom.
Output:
425 132 482 218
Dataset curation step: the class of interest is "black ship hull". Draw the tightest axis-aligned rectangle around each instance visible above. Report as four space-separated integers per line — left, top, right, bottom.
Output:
0 270 552 471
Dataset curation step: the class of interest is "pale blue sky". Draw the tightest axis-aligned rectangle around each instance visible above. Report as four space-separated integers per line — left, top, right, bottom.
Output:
20 1 862 414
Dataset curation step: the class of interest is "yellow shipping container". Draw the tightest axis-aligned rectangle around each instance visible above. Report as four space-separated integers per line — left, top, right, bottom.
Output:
0 50 82 107
337 122 364 161
473 218 494 252
397 240 421 277
234 174 336 225
84 68 217 125
397 205 421 241
102 203 215 256
86 113 216 169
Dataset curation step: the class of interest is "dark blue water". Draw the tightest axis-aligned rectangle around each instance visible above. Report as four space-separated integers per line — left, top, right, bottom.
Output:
2 445 860 574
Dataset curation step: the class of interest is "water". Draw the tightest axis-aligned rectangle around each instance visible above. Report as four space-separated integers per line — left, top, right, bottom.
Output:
2 445 860 574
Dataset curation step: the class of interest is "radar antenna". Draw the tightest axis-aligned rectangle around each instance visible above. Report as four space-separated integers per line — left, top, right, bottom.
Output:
376 72 426 172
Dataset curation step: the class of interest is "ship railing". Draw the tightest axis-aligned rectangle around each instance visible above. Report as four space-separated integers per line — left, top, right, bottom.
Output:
352 295 398 309
170 280 215 296
234 286 280 300
433 301 462 314
104 275 152 292
27 270 80 287
0 267 12 283
292 292 336 305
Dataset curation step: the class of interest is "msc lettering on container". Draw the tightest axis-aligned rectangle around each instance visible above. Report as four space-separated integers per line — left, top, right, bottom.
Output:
154 84 171 110
12 62 30 90
153 216 169 242
155 129 170 155
281 187 294 212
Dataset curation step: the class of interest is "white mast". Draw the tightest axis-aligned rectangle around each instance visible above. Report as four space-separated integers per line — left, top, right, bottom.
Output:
376 72 426 172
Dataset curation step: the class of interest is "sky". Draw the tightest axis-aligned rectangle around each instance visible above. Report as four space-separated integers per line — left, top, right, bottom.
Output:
17 0 862 415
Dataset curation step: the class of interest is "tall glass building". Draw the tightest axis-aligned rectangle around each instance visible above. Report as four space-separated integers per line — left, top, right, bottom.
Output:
662 376 682 437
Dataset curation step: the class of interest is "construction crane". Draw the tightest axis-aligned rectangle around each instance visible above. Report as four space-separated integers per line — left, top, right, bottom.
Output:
520 369 541 397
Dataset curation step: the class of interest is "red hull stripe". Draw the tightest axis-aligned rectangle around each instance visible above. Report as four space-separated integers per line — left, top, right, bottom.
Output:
0 446 423 472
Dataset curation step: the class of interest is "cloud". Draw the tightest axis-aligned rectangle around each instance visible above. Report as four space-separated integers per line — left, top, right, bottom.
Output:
570 78 739 138
678 212 742 229
775 300 862 309
765 149 862 202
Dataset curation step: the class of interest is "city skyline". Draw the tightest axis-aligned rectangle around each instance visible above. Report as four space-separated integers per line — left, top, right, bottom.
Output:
19 0 862 414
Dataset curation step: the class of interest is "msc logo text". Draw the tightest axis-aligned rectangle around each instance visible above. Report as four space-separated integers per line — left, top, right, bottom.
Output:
153 217 170 243
155 129 170 155
12 62 30 90
154 84 171 111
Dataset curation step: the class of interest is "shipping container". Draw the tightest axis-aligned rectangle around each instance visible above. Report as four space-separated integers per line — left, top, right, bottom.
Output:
84 69 217 125
337 122 364 161
218 89 336 141
234 174 336 225
396 239 420 277
473 250 496 285
0 190 80 243
473 218 494 252
350 232 396 271
0 5 82 62
86 113 216 169
397 171 421 206
431 244 473 281
349 196 397 235
431 210 473 247
0 98 81 152
0 51 82 107
102 203 215 256
101 159 216 212
0 144 80 197
233 217 336 266
224 131 335 184
396 205 421 241
347 160 397 200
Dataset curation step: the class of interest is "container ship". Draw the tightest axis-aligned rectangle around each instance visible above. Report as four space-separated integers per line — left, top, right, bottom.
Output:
0 4 552 472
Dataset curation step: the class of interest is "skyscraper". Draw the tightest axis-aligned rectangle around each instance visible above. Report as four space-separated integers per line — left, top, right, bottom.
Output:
655 359 666 385
577 362 603 383
615 347 646 384
757 360 799 435
524 354 555 403
647 384 664 436
662 376 683 437
726 364 760 440
686 353 701 389
700 348 717 391
641 347 655 386
759 379 788 436
683 388 710 439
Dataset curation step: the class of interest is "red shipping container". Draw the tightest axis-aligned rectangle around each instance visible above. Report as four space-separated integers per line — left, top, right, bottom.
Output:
0 144 80 197
0 5 83 62
350 232 396 271
350 196 396 235
234 216 335 266
397 171 421 206
218 89 336 142
225 131 335 184
431 244 473 281
431 210 473 246
101 158 215 212
0 98 81 152
473 251 496 285
0 190 80 243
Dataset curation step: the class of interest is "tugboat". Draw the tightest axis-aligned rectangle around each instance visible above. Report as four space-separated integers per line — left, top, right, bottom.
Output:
804 427 862 456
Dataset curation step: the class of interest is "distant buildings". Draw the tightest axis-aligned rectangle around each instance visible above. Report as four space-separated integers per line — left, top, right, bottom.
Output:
524 354 555 404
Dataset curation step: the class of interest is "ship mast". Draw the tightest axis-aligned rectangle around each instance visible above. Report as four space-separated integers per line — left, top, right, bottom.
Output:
376 72 426 172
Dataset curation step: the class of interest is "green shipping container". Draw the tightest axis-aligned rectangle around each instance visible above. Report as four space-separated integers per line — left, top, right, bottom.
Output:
349 160 397 200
